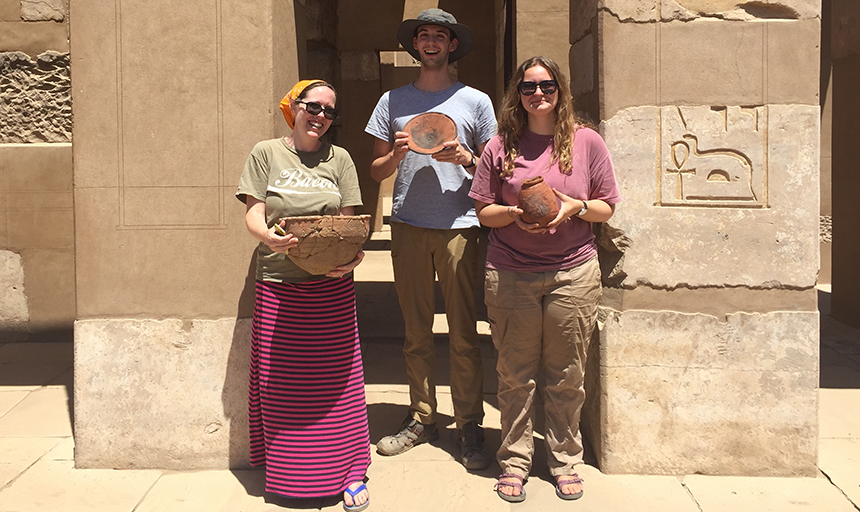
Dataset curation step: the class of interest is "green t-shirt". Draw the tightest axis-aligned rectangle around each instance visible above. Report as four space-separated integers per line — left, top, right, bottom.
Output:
236 138 363 282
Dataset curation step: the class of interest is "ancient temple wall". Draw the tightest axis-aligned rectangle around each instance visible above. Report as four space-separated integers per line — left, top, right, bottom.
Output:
71 0 297 468
573 0 821 475
0 0 74 341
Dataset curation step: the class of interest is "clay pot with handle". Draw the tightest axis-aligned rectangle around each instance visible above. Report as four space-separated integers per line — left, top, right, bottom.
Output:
518 176 560 227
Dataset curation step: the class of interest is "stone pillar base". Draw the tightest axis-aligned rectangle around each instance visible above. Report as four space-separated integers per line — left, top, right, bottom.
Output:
74 318 251 469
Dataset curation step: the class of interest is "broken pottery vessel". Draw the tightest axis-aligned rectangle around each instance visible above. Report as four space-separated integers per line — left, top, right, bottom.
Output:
518 176 559 227
280 215 371 275
404 112 457 154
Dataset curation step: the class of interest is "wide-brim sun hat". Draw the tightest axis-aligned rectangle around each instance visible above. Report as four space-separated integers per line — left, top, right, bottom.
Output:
396 9 473 63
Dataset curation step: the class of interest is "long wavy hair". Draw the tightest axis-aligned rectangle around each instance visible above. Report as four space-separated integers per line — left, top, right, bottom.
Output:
497 56 577 177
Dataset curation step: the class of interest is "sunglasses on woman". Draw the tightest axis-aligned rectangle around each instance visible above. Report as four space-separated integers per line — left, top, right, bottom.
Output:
518 80 558 96
295 100 339 121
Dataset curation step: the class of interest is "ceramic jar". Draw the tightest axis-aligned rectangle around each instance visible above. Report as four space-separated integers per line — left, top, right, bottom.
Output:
518 176 559 227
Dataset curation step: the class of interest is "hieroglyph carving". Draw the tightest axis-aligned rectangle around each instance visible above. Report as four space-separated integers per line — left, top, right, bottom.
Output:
659 106 767 208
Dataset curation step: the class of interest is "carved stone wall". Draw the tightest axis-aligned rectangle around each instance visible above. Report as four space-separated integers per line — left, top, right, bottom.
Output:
71 0 298 468
0 51 71 143
0 0 74 341
573 0 821 476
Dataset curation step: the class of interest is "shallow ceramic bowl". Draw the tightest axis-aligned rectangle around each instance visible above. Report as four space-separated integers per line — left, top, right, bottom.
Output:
280 215 371 275
404 112 457 154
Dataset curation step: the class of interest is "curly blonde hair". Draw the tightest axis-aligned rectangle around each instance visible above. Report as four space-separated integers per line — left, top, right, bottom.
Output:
497 56 577 177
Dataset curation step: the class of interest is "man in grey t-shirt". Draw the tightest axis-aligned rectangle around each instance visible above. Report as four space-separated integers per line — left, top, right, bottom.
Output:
365 9 495 471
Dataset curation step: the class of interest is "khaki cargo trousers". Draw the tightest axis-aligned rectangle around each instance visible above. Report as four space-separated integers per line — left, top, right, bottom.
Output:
485 257 600 478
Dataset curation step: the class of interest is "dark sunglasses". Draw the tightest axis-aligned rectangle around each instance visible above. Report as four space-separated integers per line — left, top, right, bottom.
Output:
518 80 558 96
295 100 339 121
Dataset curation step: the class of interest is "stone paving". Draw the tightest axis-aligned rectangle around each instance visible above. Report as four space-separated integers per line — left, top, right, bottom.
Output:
1 230 858 511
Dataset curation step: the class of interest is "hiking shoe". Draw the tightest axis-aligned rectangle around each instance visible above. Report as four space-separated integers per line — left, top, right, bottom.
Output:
459 421 490 470
376 416 439 456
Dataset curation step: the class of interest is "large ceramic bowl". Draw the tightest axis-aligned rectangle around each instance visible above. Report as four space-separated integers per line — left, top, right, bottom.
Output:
404 112 457 154
280 215 371 275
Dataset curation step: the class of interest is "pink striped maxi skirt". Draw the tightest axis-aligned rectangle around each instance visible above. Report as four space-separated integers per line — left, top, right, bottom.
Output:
249 277 371 498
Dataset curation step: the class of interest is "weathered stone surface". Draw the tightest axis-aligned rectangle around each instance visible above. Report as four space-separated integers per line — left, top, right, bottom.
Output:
304 0 336 45
602 0 819 21
1 0 20 22
74 318 252 469
517 10 570 82
766 17 821 104
0 51 70 143
821 215 832 243
599 16 819 118
341 50 380 81
571 0 598 42
0 459 161 512
0 20 68 56
601 104 819 289
0 250 28 339
659 20 764 105
662 0 819 21
570 33 593 97
598 17 656 118
683 473 859 512
70 0 285 319
596 309 818 475
21 0 64 21
601 0 658 21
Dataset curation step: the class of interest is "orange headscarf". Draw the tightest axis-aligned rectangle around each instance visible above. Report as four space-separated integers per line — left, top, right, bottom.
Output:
279 79 327 129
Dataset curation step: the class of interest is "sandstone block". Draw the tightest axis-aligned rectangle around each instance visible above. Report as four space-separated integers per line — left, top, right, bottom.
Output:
660 0 819 21
571 0 599 42
73 187 255 319
599 16 820 118
0 51 70 143
0 21 67 56
601 104 819 289
516 11 570 80
74 318 252 469
571 33 594 97
598 18 656 118
341 50 380 81
0 0 18 21
21 0 64 21
596 309 819 476
0 250 29 337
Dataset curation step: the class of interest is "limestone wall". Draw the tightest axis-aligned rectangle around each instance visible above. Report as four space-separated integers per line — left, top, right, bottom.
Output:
70 0 297 468
0 0 74 341
572 0 821 476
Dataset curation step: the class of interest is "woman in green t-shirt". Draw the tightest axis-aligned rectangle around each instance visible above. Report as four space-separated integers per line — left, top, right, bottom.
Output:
236 80 370 512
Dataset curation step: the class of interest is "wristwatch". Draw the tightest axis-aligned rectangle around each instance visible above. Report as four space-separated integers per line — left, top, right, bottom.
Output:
464 153 476 168
576 200 588 217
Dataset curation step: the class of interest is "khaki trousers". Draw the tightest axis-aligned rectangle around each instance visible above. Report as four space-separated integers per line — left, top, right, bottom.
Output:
484 257 600 478
390 222 483 428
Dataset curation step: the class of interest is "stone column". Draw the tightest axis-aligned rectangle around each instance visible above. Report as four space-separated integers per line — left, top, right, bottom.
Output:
71 0 298 468
582 0 821 476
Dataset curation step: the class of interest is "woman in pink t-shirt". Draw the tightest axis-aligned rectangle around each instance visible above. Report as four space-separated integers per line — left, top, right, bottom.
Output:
469 56 621 503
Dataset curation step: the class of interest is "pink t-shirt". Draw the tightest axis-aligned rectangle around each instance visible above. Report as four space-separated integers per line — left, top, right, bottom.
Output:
469 127 621 272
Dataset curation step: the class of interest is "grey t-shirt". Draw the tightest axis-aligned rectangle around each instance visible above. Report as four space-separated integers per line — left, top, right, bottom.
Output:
236 138 362 282
365 82 496 230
